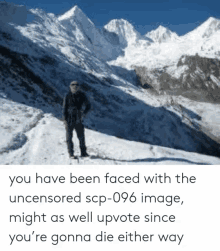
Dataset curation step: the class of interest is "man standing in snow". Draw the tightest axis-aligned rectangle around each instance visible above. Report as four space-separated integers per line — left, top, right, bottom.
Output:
63 81 91 158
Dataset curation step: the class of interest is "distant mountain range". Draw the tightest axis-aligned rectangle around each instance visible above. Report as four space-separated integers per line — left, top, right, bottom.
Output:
1 1 220 102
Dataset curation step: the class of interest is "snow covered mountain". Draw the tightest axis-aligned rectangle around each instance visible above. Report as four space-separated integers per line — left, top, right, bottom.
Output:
0 2 220 164
145 25 179 43
57 6 121 61
103 19 152 48
104 19 141 47
110 17 220 105
183 17 220 40
110 17 220 69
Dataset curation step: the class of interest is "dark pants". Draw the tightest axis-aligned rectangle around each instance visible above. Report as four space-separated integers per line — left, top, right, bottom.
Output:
65 121 87 156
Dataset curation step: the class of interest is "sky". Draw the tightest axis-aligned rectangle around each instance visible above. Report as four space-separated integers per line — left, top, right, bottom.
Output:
6 0 220 35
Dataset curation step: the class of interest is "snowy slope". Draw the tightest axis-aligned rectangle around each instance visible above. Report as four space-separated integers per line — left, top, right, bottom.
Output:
0 2 220 164
0 98 220 165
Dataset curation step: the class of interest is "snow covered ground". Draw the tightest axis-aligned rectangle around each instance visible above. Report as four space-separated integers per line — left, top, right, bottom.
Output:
0 98 220 165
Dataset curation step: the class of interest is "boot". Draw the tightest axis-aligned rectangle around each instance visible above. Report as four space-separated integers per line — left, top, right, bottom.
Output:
69 152 78 159
81 151 89 157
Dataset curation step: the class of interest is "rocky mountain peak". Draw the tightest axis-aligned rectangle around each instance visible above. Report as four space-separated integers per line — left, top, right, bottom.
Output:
105 19 137 32
157 25 168 31
58 5 87 22
104 19 141 47
145 25 179 43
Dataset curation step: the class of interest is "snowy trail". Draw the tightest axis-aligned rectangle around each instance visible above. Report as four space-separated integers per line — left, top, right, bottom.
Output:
1 113 220 165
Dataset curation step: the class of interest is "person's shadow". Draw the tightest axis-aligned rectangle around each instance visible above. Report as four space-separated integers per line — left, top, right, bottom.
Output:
89 155 208 165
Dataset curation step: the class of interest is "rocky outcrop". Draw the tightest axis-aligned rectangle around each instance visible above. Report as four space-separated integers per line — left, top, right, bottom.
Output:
134 54 220 103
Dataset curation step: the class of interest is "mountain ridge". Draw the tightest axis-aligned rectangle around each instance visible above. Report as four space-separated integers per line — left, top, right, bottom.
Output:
182 16 220 40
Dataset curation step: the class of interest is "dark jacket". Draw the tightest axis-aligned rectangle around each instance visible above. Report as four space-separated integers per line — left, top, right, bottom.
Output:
63 90 91 124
